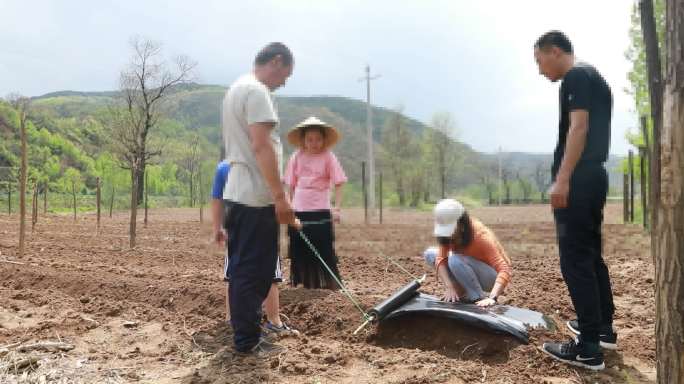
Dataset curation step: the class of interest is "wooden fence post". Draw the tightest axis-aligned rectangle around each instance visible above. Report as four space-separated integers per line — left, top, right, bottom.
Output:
71 180 77 221
628 150 635 223
31 182 38 231
144 172 148 228
109 186 115 218
43 181 48 215
639 147 649 229
623 172 629 224
199 166 204 223
96 177 101 232
379 171 383 225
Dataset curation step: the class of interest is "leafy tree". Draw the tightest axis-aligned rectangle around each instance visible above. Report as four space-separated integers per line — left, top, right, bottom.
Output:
381 107 414 206
62 167 82 220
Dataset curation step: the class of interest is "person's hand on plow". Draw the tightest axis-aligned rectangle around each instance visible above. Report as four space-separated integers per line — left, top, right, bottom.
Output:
442 285 460 303
475 297 497 307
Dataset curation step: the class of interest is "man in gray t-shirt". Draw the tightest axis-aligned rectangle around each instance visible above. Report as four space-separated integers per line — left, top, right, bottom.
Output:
222 42 297 355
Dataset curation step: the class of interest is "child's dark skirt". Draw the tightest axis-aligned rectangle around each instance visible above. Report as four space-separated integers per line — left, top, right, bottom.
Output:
288 210 341 289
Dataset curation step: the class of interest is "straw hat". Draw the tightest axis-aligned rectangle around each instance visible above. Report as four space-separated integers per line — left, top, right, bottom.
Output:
287 116 340 149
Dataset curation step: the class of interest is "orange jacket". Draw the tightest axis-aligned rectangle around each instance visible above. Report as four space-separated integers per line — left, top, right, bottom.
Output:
435 217 512 286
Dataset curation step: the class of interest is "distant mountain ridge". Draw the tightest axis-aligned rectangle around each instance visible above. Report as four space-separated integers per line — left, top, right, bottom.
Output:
26 83 624 196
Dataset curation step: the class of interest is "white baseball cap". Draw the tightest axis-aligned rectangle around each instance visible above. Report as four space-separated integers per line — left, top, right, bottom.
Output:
433 199 465 238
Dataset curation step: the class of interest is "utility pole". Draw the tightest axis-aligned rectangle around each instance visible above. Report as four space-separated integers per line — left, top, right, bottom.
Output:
361 65 380 216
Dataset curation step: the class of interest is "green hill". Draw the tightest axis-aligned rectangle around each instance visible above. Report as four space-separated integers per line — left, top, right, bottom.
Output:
27 84 487 192
0 83 624 210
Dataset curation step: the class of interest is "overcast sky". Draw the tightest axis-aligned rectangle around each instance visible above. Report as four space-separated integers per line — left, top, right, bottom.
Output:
1 0 637 155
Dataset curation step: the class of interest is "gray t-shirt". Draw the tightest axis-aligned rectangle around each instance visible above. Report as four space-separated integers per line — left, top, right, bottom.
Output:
222 73 283 207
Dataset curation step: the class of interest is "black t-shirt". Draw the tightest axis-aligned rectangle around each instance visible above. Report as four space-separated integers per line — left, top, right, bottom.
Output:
552 62 612 179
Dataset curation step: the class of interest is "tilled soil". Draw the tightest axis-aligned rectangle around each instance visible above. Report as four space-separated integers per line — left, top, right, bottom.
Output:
0 204 655 383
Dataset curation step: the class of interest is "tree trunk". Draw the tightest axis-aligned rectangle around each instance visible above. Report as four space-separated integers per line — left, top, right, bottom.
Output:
31 182 37 231
18 110 27 258
379 171 383 224
71 180 77 221
7 183 11 215
96 177 101 231
109 186 115 218
640 0 664 234
440 168 446 199
189 167 195 208
422 182 430 203
43 182 47 215
397 175 405 206
129 168 138 248
629 150 635 223
641 115 652 230
624 173 630 223
504 185 511 205
136 165 145 205
198 166 203 223
654 1 684 381
144 172 148 227
640 148 649 229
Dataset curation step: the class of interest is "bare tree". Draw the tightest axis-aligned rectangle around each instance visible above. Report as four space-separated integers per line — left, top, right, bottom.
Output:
406 157 427 207
479 163 498 205
501 166 513 205
534 161 552 202
430 112 459 199
6 95 30 257
62 168 81 221
111 37 195 248
179 134 201 207
381 107 412 206
516 172 533 204
654 1 684 381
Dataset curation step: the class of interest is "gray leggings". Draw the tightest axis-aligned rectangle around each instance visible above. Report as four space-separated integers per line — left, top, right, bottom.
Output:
423 247 497 302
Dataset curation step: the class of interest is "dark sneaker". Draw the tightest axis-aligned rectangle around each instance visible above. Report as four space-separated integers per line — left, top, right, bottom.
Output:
542 338 605 371
263 321 300 338
566 320 618 350
235 338 286 358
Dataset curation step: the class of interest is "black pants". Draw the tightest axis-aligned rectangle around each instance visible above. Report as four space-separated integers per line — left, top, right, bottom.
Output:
553 164 615 343
224 201 278 352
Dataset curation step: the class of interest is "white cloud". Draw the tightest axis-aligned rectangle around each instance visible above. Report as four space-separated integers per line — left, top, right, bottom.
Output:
0 0 638 154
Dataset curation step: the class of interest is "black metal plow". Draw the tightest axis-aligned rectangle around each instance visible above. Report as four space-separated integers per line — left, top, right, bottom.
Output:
356 278 555 344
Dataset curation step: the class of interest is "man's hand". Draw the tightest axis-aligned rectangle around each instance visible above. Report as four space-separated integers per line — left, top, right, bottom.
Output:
549 179 570 209
274 195 296 226
213 228 226 246
442 285 460 303
476 297 497 307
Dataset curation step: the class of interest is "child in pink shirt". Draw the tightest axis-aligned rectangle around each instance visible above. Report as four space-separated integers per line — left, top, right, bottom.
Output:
284 117 347 289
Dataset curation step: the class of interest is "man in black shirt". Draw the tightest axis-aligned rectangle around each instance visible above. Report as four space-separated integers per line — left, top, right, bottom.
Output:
534 30 617 371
